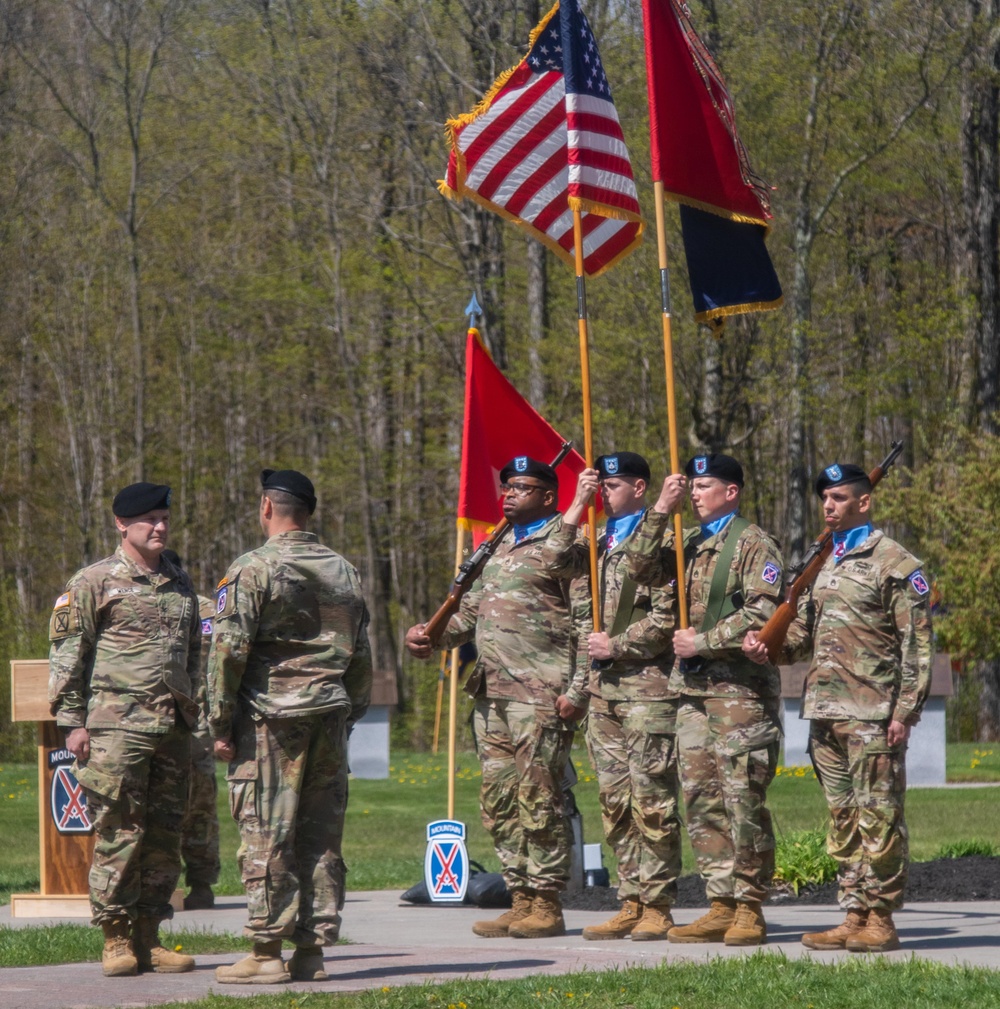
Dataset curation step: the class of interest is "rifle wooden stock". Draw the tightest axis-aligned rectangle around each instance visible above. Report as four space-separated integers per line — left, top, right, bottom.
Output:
421 440 575 649
756 440 904 665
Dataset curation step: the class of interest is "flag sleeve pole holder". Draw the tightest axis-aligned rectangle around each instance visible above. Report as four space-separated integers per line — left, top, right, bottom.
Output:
653 181 690 629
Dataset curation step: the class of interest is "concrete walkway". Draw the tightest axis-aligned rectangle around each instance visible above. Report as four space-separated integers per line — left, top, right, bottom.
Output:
3 893 1000 1009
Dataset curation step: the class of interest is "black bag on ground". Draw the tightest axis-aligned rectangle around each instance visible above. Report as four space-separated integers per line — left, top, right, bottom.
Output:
400 860 509 907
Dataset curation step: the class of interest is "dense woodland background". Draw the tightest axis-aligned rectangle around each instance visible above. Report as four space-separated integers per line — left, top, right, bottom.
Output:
0 0 998 758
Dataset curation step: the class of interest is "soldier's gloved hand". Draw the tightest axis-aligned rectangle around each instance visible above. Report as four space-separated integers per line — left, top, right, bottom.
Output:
653 473 687 515
742 631 770 665
405 623 434 659
65 727 90 764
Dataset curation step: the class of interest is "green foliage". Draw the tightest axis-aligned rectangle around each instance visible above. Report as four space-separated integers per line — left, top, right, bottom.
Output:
773 829 838 894
933 839 1000 859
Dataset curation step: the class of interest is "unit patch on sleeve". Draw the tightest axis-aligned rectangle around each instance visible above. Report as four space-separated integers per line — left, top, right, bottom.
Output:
49 592 74 640
761 562 781 585
909 570 930 596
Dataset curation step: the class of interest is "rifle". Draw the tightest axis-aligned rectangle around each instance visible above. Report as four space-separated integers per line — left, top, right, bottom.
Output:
422 441 576 647
755 440 905 665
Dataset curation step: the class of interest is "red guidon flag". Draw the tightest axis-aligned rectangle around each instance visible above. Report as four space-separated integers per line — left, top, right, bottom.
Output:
459 328 591 544
440 0 643 277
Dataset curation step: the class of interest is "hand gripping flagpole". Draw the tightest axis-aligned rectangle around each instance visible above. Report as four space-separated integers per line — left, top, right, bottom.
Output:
653 183 690 628
572 211 603 632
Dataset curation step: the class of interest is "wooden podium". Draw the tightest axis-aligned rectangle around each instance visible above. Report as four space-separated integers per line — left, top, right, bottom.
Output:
10 659 95 917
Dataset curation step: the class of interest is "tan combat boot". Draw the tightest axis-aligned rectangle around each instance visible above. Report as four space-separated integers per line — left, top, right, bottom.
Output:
581 899 642 940
472 888 534 938
215 940 291 984
630 902 674 941
667 898 736 943
845 909 901 953
288 946 328 981
802 909 869 950
134 916 195 973
723 900 767 946
508 890 566 938
100 918 138 977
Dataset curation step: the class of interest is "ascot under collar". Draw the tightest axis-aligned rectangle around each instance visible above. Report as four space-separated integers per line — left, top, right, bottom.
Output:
605 508 645 551
701 510 737 539
832 523 874 563
513 514 553 544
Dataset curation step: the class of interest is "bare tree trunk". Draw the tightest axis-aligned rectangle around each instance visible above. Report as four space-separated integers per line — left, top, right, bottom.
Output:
526 236 547 407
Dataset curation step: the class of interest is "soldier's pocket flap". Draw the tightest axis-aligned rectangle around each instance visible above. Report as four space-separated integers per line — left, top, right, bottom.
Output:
717 716 782 758
642 713 677 736
72 761 122 801
226 758 258 781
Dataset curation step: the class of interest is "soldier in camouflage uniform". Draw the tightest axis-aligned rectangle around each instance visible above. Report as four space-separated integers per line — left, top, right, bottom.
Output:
405 456 588 940
557 453 682 942
179 588 221 909
48 482 202 978
626 454 784 946
744 462 933 952
208 469 372 985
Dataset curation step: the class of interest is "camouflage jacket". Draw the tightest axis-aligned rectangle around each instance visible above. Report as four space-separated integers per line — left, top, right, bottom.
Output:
783 530 933 723
48 546 202 732
207 530 373 738
626 510 785 700
191 595 216 736
552 519 677 711
439 514 587 705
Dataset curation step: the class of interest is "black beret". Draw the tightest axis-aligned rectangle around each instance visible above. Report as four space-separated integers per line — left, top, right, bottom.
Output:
113 482 172 518
815 462 871 497
685 453 744 487
261 468 317 514
499 456 558 486
595 452 651 482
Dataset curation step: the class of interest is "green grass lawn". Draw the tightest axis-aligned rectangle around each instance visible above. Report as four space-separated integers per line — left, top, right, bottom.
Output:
43 955 1000 1009
3 745 1000 906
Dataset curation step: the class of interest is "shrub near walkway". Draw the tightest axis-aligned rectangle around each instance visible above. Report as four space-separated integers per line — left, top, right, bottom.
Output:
77 956 1000 1009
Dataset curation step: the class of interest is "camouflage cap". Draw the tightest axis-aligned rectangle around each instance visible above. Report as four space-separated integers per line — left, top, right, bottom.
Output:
261 469 317 514
112 482 171 517
815 462 871 497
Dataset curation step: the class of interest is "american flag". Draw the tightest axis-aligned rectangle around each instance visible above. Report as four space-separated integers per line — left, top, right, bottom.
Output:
440 0 642 277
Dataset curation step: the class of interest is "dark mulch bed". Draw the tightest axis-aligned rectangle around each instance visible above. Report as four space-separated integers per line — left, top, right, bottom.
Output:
563 855 1000 910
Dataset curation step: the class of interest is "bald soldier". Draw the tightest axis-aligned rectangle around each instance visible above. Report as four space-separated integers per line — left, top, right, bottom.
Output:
559 453 682 942
744 462 933 952
209 469 372 984
49 483 202 977
626 454 785 946
405 456 588 940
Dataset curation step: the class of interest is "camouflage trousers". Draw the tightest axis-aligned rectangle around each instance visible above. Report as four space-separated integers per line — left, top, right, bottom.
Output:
228 709 349 947
809 718 909 911
181 728 220 886
473 697 575 893
76 724 190 925
586 700 681 906
676 695 780 903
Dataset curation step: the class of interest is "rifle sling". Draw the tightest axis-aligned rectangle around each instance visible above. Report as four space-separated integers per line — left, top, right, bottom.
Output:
700 516 751 634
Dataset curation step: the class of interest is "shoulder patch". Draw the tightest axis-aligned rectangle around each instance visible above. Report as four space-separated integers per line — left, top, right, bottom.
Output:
201 617 214 636
909 570 930 596
216 575 238 618
216 576 228 590
54 591 70 610
761 562 781 585
49 591 76 641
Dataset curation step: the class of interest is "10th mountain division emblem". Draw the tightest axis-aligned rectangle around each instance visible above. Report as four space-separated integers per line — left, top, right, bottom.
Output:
49 749 92 834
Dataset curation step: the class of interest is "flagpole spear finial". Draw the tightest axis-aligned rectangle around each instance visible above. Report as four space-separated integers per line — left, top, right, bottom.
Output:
465 292 483 329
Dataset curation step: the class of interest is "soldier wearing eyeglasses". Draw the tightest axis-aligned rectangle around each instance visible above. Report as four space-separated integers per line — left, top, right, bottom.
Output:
405 456 587 940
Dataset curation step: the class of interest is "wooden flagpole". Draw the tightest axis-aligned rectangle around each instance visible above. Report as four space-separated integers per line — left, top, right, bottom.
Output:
653 182 689 628
572 209 602 631
447 525 466 819
431 650 447 754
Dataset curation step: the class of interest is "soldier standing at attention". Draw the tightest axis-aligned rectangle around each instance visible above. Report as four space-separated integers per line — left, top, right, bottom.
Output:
744 463 932 952
405 456 588 940
161 549 222 912
48 483 202 977
209 469 372 985
559 453 682 942
626 455 784 946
